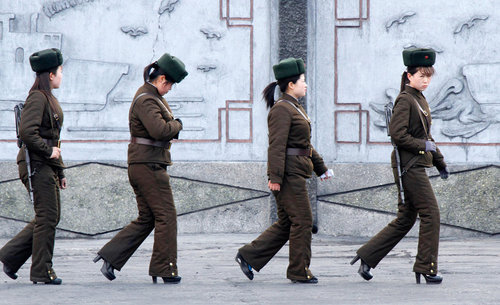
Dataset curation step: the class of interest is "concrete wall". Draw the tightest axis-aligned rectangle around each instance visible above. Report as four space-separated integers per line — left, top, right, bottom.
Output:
0 0 498 238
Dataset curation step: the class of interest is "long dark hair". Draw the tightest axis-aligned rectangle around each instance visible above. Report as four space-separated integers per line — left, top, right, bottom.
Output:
143 62 174 83
30 66 60 111
262 74 301 109
400 66 435 92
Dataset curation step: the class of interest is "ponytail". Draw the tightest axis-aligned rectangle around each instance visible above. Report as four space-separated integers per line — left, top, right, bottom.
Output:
143 62 175 83
262 81 278 109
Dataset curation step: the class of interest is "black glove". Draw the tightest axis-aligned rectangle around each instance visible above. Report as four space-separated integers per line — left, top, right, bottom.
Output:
175 118 183 128
439 167 449 180
425 140 436 152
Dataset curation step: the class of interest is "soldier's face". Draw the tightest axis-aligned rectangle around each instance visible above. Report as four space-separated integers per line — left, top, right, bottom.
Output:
408 70 432 91
49 66 63 89
156 76 174 95
289 74 307 98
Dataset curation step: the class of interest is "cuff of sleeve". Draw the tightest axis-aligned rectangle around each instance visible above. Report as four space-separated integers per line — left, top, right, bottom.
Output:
268 174 282 185
314 165 328 177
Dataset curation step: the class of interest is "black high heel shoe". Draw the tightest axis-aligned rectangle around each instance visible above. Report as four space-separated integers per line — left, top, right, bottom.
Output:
415 272 442 284
152 275 182 284
93 255 116 281
291 276 319 284
350 255 373 281
3 264 18 280
235 252 254 280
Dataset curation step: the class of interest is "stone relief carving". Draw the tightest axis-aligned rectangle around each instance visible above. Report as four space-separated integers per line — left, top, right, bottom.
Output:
197 65 217 72
120 26 148 38
454 15 489 34
158 0 180 15
43 0 96 18
385 11 416 31
200 28 222 40
403 44 443 53
370 63 500 140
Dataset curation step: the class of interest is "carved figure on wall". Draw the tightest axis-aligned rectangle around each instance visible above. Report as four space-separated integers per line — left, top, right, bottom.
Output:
197 65 217 72
385 11 416 31
454 15 489 34
158 0 180 15
200 28 222 40
121 26 148 38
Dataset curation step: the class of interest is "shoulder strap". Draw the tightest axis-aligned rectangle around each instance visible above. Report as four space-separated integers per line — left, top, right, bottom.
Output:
275 100 311 123
131 93 174 118
400 92 429 138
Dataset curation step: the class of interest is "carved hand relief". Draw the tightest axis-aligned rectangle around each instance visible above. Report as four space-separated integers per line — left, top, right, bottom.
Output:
197 65 217 72
42 0 96 18
200 28 222 40
371 65 500 140
385 11 416 31
454 15 489 34
158 0 180 15
121 26 148 38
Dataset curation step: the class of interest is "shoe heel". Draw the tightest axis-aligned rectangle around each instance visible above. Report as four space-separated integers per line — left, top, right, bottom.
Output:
152 276 157 284
415 272 421 284
93 255 102 263
350 255 360 265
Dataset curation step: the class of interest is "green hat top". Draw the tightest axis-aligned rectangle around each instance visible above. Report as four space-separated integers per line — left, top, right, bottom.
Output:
402 48 436 67
156 53 188 83
273 57 305 80
29 48 63 73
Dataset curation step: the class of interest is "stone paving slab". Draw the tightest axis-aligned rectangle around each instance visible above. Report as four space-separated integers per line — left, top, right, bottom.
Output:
1 234 499 305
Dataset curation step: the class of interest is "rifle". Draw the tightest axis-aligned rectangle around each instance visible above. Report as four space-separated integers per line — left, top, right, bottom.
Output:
14 103 34 205
385 102 405 205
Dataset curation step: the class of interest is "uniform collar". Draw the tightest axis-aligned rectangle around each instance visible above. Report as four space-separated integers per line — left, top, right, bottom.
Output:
405 84 425 99
144 81 162 97
281 93 300 106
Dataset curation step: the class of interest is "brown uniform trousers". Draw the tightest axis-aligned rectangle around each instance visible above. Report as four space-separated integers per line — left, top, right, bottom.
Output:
239 93 327 281
356 85 444 275
98 163 178 277
0 161 61 282
239 173 314 280
356 167 440 274
97 82 182 277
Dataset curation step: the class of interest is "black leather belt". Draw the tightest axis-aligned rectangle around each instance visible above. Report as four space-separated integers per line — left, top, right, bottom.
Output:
42 138 60 147
286 147 312 157
131 137 171 149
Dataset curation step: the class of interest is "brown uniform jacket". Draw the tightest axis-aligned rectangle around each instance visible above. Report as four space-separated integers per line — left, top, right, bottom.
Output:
16 90 65 178
128 82 182 165
390 85 446 170
267 93 328 184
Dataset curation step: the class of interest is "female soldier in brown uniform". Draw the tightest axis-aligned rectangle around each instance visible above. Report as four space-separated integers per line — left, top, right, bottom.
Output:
94 53 187 284
0 48 66 285
236 58 332 284
350 48 449 284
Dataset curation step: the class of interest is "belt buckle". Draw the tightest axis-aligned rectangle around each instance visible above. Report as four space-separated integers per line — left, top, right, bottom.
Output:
309 148 312 157
57 140 61 148
167 142 172 150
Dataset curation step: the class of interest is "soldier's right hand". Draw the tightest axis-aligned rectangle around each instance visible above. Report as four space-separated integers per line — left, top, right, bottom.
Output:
50 147 61 159
424 140 436 152
268 180 281 191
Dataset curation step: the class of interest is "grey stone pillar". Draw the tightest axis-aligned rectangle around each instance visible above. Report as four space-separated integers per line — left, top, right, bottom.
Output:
270 0 317 230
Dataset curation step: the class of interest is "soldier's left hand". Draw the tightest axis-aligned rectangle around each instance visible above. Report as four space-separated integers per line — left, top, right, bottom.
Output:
439 167 449 180
60 177 68 189
320 169 334 181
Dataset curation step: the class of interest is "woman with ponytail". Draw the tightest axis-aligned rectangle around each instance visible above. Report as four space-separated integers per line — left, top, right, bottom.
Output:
236 57 333 284
0 48 66 285
94 53 187 284
350 48 449 285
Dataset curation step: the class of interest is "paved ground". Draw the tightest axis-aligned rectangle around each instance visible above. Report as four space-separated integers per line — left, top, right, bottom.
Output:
0 233 499 305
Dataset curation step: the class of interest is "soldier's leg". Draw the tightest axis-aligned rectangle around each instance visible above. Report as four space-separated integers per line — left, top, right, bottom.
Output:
147 168 178 277
238 190 291 271
0 161 35 272
97 164 155 270
282 174 314 281
410 168 440 275
30 164 60 282
356 168 418 268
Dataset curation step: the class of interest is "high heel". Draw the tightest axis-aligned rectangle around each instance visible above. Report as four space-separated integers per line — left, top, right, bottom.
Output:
152 275 181 284
93 255 116 281
3 264 18 280
235 252 254 280
415 272 442 284
33 278 62 285
350 255 373 281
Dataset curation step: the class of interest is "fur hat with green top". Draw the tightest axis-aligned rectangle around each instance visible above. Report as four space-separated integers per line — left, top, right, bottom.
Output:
273 57 305 80
29 48 63 73
402 48 436 67
156 53 188 83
